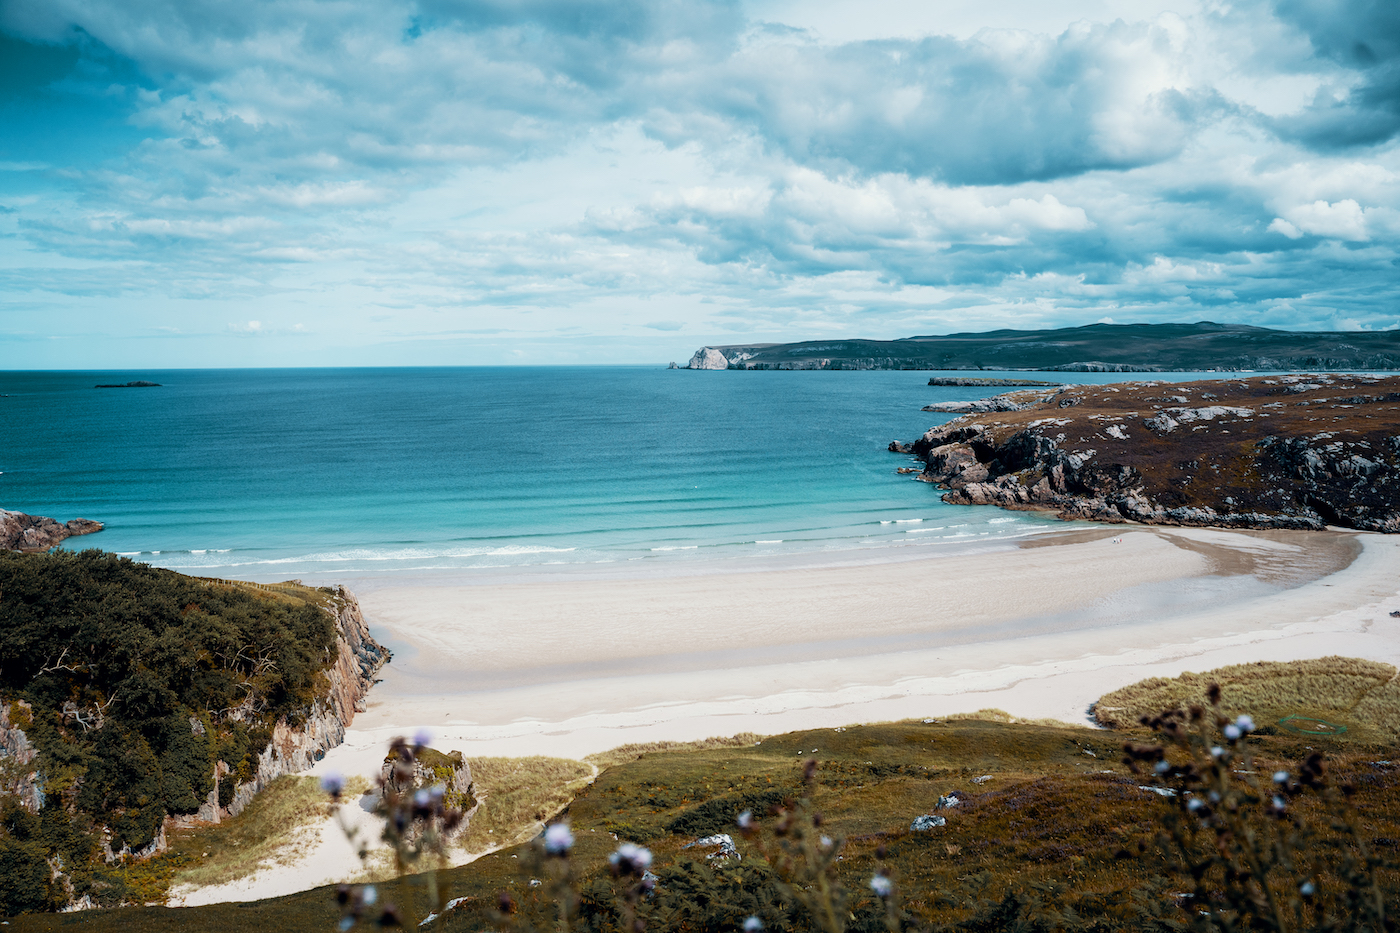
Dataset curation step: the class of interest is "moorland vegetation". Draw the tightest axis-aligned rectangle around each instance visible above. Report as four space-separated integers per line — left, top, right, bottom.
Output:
14 656 1398 932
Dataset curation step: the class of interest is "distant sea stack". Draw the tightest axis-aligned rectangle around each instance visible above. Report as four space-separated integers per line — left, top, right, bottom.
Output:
894 374 1400 532
0 509 103 551
687 323 1400 371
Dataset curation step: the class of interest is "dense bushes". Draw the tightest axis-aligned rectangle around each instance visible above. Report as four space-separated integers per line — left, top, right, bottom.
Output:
0 549 339 912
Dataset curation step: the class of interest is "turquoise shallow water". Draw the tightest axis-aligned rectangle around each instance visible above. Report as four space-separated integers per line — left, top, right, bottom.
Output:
0 367 1226 582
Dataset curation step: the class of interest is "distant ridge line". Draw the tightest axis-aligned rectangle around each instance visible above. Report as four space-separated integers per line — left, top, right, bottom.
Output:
679 322 1400 372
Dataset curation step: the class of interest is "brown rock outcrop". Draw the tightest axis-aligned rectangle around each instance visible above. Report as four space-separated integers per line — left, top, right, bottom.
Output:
0 510 103 551
899 374 1400 532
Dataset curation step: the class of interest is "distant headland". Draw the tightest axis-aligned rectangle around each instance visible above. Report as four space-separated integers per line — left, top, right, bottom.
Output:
678 322 1400 372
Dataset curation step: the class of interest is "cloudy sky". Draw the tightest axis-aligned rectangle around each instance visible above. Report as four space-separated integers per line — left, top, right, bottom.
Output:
1 0 1397 367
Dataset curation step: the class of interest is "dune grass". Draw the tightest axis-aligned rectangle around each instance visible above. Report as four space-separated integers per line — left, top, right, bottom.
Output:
583 733 765 770
167 774 369 892
456 756 598 854
1092 655 1400 742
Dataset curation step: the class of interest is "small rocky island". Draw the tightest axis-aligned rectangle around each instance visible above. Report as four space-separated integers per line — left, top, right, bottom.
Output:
892 374 1400 532
95 380 161 388
0 508 104 550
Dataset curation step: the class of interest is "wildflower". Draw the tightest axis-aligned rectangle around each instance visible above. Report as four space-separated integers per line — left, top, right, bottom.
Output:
744 916 763 932
610 842 653 875
1154 760 1170 774
1273 770 1289 784
362 885 377 906
1300 881 1316 897
1272 795 1287 810
544 821 574 855
820 835 833 849
1235 714 1254 733
736 810 753 829
414 789 431 808
1186 798 1204 812
870 874 893 898
1223 724 1241 740
1211 746 1225 758
321 772 345 796
413 728 433 748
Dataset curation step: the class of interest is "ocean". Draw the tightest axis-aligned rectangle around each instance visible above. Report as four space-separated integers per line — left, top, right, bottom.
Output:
1 367 1225 582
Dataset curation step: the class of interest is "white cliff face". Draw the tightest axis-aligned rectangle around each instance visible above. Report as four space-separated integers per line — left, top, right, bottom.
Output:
687 348 729 370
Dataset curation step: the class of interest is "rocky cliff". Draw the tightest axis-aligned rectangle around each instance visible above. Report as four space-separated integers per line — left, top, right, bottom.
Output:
2 583 388 848
0 509 103 551
182 585 391 826
895 374 1400 532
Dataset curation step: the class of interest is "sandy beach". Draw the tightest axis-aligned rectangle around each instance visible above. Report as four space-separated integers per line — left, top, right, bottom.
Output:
174 524 1400 906
325 524 1396 770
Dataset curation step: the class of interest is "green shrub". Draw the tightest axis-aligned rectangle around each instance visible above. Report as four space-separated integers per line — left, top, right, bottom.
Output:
0 550 342 906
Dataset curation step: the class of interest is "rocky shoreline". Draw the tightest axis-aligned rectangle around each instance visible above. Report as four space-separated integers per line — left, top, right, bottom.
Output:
0 509 103 551
893 374 1400 532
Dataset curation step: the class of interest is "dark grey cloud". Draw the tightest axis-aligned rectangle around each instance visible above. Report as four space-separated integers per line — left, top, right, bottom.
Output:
1264 0 1400 148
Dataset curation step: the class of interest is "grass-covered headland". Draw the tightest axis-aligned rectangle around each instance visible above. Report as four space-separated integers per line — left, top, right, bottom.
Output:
11 658 1397 932
0 550 360 912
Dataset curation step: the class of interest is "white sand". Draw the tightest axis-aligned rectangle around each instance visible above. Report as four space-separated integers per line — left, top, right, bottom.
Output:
173 525 1400 906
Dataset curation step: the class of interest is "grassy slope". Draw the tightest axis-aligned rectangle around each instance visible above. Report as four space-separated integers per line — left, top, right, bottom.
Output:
1095 657 1400 743
12 714 1397 932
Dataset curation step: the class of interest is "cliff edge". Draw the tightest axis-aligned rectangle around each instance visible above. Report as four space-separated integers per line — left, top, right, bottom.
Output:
895 374 1400 532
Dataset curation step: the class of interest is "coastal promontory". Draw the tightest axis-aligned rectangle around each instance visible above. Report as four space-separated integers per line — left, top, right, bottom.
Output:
896 373 1400 532
685 322 1400 371
0 509 104 551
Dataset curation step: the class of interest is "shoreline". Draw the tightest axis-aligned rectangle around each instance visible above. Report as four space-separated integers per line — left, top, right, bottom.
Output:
330 524 1391 764
174 523 1400 906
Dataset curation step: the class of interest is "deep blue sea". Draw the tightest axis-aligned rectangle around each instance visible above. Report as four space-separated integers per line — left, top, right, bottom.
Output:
0 367 1231 582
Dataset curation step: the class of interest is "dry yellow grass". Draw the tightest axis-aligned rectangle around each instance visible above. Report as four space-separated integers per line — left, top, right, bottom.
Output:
456 756 597 854
166 774 369 892
945 708 1077 728
583 733 765 770
1094 656 1400 741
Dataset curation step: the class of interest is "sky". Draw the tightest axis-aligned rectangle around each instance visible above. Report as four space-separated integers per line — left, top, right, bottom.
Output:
0 0 1397 368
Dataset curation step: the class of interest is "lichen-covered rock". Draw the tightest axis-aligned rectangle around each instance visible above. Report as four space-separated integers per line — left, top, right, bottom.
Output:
896 374 1400 532
911 814 947 830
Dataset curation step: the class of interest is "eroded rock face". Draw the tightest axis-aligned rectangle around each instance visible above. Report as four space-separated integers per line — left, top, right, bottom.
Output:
168 586 391 829
687 348 730 370
0 510 103 551
899 374 1400 532
0 701 41 812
